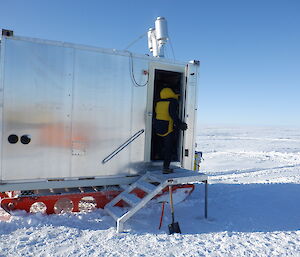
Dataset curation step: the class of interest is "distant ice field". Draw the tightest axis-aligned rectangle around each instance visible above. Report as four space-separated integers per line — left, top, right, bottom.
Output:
198 126 300 184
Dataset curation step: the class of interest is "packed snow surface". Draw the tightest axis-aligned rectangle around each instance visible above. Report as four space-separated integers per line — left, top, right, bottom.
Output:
1 126 300 256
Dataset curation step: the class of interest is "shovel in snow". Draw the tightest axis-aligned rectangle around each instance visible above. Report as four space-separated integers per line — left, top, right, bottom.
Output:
168 185 181 234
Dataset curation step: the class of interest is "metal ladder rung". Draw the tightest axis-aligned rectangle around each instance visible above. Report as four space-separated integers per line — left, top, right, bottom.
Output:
135 180 156 193
105 205 126 221
122 193 141 206
105 193 124 208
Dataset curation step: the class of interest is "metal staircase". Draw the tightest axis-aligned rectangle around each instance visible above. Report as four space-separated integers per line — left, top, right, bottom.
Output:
104 172 165 232
104 169 208 233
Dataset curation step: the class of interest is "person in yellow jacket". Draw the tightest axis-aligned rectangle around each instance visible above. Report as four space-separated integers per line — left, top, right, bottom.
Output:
154 87 187 174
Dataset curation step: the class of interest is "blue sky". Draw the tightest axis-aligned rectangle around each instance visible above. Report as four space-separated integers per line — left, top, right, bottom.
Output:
1 0 299 127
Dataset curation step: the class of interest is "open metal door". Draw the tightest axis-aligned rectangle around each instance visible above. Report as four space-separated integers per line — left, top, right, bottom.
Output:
181 61 200 170
144 62 185 164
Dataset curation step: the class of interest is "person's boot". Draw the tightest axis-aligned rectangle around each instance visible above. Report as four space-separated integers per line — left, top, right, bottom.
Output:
162 168 173 174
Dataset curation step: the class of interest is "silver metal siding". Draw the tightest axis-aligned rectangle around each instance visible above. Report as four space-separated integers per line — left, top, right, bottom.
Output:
70 49 148 177
0 37 152 181
2 38 74 180
127 59 149 175
0 38 4 181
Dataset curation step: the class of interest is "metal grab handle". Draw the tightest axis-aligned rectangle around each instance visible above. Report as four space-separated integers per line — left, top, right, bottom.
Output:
102 129 145 164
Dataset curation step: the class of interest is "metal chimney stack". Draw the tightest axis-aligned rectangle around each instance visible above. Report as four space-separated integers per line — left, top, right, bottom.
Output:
147 17 169 58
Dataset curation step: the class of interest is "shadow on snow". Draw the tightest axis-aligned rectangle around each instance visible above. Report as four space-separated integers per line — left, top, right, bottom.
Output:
175 182 300 234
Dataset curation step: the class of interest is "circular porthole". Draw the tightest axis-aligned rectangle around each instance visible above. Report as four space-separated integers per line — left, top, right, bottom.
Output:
30 202 47 214
8 134 19 144
54 198 74 214
78 196 97 212
21 135 31 144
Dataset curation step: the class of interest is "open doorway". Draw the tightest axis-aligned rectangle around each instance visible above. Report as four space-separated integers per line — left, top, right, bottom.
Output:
150 69 184 162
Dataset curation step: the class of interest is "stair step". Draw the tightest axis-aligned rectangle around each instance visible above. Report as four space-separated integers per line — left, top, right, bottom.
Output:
105 205 126 221
105 193 125 207
122 193 141 206
135 180 157 193
119 184 129 190
146 173 165 183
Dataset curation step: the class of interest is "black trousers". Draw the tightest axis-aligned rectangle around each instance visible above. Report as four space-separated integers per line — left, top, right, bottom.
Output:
162 131 176 169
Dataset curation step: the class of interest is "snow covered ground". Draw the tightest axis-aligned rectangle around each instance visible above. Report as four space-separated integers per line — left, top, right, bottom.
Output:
1 126 300 256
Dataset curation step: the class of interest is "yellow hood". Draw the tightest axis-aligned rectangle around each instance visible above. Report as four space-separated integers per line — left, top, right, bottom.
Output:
160 88 178 100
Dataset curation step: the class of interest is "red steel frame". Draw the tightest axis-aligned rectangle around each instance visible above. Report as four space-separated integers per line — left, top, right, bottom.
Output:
1 185 194 215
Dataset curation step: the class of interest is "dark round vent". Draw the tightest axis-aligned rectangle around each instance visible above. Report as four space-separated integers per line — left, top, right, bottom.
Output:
21 135 31 145
8 134 19 144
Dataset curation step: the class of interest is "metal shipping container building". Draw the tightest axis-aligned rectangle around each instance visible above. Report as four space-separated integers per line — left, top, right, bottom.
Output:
0 31 199 191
